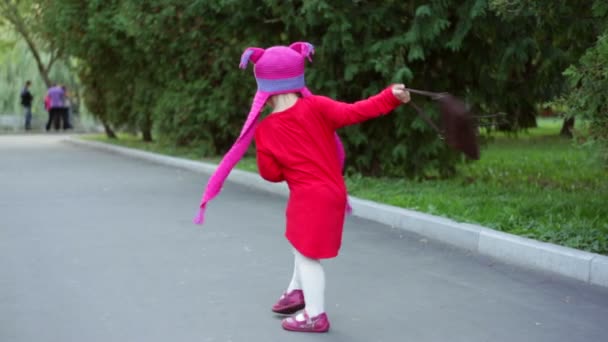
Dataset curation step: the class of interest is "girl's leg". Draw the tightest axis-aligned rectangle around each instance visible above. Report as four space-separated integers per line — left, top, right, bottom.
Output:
293 249 325 318
272 250 305 314
281 249 330 332
286 250 301 292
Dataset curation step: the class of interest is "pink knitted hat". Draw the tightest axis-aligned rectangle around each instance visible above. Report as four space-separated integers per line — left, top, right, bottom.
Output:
194 42 348 224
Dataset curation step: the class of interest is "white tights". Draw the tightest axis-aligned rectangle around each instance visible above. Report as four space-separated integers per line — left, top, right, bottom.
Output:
286 248 325 318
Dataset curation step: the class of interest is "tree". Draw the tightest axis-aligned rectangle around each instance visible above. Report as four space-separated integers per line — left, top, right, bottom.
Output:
562 33 608 164
0 0 62 87
37 0 150 139
34 0 608 177
489 0 607 133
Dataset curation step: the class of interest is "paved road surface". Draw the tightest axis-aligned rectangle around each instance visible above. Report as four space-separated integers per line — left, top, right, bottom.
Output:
1 134 607 342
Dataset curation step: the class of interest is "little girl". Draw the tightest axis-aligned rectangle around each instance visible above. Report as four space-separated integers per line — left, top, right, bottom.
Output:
195 42 410 333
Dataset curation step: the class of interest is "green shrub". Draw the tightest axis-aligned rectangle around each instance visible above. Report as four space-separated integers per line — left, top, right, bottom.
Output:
563 34 608 166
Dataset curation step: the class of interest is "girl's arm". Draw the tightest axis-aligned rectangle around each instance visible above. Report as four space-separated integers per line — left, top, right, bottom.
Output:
255 129 284 182
256 149 284 182
316 86 407 130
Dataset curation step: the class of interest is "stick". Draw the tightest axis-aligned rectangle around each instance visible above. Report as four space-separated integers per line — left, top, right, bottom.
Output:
406 88 449 100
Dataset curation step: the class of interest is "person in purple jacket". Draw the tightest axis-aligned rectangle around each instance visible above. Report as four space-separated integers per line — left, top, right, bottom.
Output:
45 84 66 131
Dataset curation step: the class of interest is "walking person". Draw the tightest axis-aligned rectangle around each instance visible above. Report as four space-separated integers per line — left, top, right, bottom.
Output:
60 86 73 129
20 81 34 131
44 92 51 125
194 42 411 333
45 84 65 131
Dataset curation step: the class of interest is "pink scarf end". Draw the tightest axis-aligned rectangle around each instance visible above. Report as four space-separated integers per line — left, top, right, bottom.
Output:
193 206 206 225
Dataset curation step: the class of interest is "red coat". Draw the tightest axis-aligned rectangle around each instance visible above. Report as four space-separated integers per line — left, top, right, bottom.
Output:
254 87 401 259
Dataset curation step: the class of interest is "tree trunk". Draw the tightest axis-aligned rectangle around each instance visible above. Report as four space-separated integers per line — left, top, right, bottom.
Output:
3 3 55 88
102 121 117 139
140 111 153 142
517 110 538 129
498 104 538 131
560 117 575 138
142 128 153 142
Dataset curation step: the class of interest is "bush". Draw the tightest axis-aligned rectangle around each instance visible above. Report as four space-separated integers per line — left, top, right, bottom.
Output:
563 34 608 165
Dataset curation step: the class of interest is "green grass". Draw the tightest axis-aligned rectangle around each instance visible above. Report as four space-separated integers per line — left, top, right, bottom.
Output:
83 120 608 255
347 119 607 255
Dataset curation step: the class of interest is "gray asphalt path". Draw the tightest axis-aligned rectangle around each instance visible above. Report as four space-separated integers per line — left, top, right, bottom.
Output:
1 134 607 342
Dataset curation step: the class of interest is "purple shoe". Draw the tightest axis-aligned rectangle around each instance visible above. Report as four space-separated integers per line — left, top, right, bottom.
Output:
282 311 330 333
272 289 305 315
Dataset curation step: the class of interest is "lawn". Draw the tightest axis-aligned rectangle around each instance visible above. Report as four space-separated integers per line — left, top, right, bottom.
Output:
83 118 608 255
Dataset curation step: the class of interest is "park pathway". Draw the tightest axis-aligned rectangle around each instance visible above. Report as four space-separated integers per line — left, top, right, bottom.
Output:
1 134 607 342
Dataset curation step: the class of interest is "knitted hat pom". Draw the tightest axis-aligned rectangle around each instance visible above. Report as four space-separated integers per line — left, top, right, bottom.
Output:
289 42 315 62
239 47 265 69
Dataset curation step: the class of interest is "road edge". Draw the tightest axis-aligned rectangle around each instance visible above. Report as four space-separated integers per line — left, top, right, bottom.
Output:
64 136 607 288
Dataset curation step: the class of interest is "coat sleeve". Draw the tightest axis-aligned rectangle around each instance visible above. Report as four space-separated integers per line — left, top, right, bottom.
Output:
256 150 284 182
315 86 402 130
254 129 284 183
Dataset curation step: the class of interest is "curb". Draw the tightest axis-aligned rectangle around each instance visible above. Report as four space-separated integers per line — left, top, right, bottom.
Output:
64 136 608 288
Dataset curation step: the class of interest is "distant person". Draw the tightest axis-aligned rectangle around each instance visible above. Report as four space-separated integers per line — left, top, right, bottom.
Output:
61 86 72 129
45 84 66 131
44 93 51 117
20 81 33 130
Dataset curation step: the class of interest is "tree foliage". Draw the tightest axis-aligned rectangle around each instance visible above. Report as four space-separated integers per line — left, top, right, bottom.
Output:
0 0 63 86
0 27 78 117
33 0 608 176
491 0 608 164
563 34 608 164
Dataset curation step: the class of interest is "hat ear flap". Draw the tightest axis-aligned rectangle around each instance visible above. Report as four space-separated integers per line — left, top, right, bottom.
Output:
289 42 314 62
239 47 265 69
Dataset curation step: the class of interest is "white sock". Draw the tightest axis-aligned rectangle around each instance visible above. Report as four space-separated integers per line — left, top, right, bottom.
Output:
286 251 301 293
293 249 325 318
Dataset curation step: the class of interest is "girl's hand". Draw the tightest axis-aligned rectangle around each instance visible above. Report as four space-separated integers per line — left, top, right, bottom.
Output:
392 84 411 104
